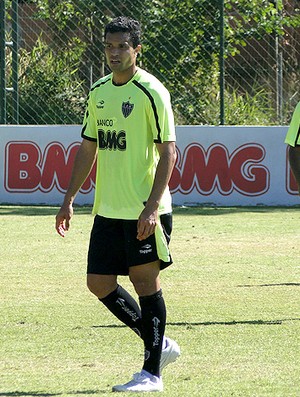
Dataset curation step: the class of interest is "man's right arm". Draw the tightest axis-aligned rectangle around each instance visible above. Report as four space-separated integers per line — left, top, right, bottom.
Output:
55 138 97 236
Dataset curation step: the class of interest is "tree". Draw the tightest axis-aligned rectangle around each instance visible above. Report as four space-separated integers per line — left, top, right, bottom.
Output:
8 0 300 124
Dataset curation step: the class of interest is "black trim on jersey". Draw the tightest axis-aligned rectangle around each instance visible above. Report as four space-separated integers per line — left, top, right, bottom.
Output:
293 126 300 146
81 109 88 138
82 133 97 142
81 78 111 140
132 80 162 143
81 109 90 139
91 77 111 92
81 111 98 141
81 121 97 141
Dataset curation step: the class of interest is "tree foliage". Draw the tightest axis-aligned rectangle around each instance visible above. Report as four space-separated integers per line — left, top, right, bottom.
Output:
16 38 86 124
6 0 300 124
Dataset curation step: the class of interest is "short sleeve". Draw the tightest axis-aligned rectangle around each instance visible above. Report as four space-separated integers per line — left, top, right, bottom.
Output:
285 102 300 147
148 87 176 144
81 93 97 142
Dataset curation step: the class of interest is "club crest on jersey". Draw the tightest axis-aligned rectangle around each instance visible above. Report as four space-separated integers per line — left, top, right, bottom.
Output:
122 101 134 118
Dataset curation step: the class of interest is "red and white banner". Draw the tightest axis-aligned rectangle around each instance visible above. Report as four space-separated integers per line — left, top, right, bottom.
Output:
0 124 298 206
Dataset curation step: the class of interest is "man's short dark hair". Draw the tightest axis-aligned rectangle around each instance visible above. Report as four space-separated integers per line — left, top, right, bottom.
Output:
104 16 142 48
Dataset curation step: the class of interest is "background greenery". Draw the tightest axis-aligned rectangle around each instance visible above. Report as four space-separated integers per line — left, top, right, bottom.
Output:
3 0 300 125
0 205 299 396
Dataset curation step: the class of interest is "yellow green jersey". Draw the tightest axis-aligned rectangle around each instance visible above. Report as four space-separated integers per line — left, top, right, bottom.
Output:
285 101 300 146
81 67 176 219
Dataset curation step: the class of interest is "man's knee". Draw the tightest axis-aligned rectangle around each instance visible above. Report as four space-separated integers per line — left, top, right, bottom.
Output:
129 261 161 297
87 274 118 299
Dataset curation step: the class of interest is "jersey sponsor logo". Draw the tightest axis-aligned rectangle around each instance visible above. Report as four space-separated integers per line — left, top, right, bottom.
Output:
98 129 126 151
96 100 105 109
97 118 114 127
122 101 134 118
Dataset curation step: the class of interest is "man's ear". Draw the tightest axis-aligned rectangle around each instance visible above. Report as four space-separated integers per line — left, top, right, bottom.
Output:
135 44 142 55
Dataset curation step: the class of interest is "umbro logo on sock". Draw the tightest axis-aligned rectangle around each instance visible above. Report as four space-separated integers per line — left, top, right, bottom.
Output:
116 298 140 322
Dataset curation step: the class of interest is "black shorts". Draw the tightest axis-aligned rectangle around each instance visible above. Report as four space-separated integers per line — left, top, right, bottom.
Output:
87 213 173 275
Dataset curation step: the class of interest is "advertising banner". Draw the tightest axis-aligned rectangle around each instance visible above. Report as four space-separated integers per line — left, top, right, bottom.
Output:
0 125 298 206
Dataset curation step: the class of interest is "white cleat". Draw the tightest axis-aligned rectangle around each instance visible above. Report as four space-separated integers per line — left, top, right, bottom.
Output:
160 337 180 372
112 371 163 393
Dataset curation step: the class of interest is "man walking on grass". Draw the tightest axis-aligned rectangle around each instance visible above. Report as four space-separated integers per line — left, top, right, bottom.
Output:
55 16 180 393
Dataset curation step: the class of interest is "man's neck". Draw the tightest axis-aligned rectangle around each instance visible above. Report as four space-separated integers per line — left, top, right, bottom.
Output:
112 66 138 86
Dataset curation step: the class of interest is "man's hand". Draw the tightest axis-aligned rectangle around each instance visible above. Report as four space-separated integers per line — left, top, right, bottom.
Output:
137 206 158 241
55 203 73 237
136 141 176 241
54 139 97 237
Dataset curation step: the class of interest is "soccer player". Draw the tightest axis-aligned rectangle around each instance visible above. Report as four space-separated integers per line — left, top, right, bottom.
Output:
285 101 300 194
55 16 180 393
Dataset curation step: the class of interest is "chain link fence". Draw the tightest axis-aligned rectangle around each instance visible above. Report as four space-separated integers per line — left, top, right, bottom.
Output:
1 0 300 125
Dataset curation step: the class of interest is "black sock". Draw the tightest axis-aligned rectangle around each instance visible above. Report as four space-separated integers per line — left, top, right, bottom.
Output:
99 285 142 337
139 290 166 377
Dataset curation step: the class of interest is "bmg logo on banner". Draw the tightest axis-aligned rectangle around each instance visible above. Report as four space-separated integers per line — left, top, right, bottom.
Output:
4 140 298 198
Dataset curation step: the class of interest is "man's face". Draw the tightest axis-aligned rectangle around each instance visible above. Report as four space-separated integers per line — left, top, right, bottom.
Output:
104 31 140 74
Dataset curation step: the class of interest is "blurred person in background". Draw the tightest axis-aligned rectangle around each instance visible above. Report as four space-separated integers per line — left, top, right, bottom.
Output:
285 101 300 194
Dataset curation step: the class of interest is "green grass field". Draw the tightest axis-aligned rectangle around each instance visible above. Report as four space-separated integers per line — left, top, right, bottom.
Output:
0 205 299 396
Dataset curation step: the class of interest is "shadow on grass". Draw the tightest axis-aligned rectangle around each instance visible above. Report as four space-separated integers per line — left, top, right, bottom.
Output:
0 205 92 217
1 204 300 217
0 393 60 397
173 205 300 216
238 282 300 287
92 317 300 329
167 318 300 326
0 390 107 396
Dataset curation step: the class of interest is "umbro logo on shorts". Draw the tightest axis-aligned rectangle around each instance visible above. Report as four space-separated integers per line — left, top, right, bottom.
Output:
139 244 152 254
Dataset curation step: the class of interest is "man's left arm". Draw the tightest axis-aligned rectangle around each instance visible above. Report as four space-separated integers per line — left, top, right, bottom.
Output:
137 141 177 241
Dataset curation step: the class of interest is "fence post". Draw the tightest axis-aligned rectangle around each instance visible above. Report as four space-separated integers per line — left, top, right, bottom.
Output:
275 0 283 124
219 0 225 125
11 0 19 124
0 0 6 124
